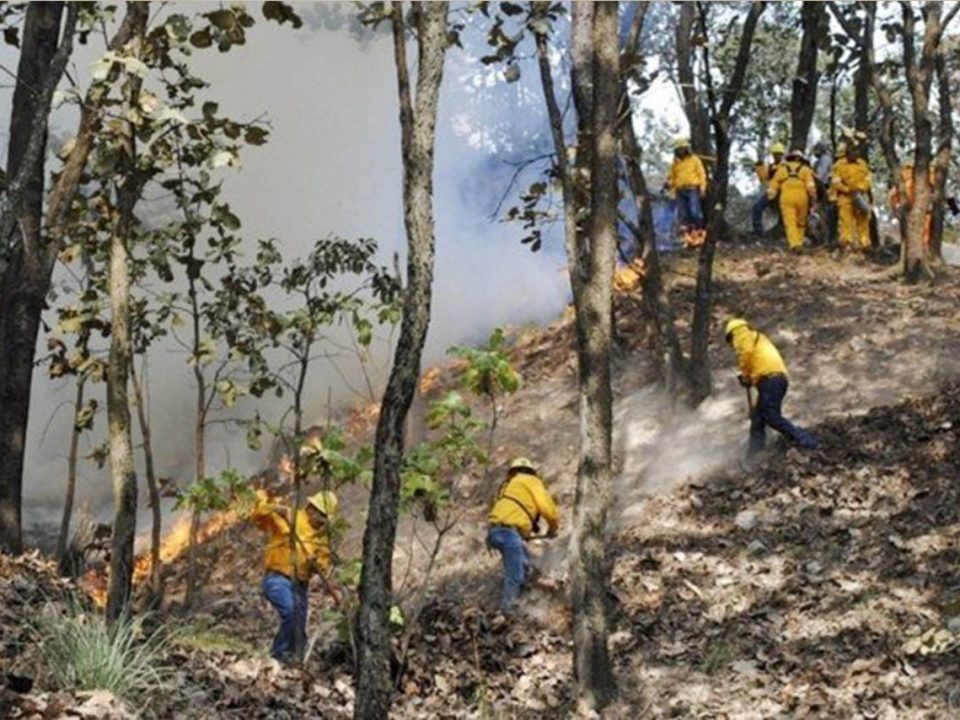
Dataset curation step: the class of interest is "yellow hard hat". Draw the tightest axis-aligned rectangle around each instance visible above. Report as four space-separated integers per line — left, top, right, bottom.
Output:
770 142 786 155
509 457 537 473
724 318 748 341
674 137 691 150
307 490 338 518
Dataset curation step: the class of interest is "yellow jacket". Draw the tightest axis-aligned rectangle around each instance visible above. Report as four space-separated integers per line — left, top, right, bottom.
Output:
831 158 872 197
755 160 781 186
768 161 816 202
729 326 788 386
250 490 331 580
488 472 559 539
667 155 707 196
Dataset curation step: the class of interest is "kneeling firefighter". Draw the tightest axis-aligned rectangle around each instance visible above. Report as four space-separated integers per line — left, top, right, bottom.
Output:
724 318 818 459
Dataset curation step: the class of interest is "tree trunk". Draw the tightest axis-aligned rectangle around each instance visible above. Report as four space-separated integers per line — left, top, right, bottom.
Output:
0 2 139 555
675 3 711 155
354 4 447 718
130 359 162 602
620 122 688 397
185 270 206 608
617 1 688 397
56 376 85 564
0 2 69 554
789 2 823 151
568 2 619 710
854 46 870 136
105 15 147 622
902 2 941 282
687 1 764 405
930 48 953 259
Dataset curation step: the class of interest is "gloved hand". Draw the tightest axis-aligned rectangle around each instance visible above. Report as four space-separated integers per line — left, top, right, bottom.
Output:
737 374 751 388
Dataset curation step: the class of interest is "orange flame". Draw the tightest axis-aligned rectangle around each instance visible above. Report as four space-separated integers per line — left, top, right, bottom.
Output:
80 567 108 609
613 258 646 294
419 366 443 395
81 508 242 607
682 228 707 248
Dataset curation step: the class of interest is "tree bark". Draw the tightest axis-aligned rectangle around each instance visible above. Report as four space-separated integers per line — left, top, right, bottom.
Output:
930 47 953 259
185 267 206 607
675 2 710 155
789 1 823 151
130 359 162 602
620 120 688 397
354 4 447 718
901 1 940 282
0 2 71 554
56 376 85 564
0 2 141 554
568 2 619 710
687 1 764 405
105 13 148 622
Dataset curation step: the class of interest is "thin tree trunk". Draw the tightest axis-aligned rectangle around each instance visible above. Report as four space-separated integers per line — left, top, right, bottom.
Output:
620 123 688 396
105 14 147 622
619 2 688 398
688 1 764 404
568 2 619 710
675 2 710 155
185 269 205 607
789 1 823 151
56 376 86 564
130 358 161 601
354 4 447 718
930 48 953 259
0 2 72 554
902 1 940 282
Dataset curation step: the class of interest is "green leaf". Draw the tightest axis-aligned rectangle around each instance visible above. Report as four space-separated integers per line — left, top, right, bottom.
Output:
244 125 269 146
190 28 212 48
263 1 303 28
206 9 237 31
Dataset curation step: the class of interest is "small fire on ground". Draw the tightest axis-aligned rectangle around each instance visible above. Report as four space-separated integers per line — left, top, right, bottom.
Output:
682 228 707 248
80 509 240 609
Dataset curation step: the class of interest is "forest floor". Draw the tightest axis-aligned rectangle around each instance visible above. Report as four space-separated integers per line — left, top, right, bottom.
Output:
3 244 960 718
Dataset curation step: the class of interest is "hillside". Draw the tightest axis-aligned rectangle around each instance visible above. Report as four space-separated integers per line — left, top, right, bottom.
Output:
3 245 960 718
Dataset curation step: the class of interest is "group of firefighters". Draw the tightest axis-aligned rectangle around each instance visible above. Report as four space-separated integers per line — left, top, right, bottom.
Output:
664 134 945 253
247 324 814 662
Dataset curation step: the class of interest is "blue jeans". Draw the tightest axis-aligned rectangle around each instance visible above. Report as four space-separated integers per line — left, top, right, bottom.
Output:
676 188 704 229
749 375 818 457
262 571 308 662
487 526 528 612
752 193 768 233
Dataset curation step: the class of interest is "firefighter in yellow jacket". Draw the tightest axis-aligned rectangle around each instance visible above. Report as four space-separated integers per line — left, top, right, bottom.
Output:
250 488 338 663
487 457 558 612
767 149 817 251
665 138 708 234
725 318 818 459
831 145 873 250
752 142 785 235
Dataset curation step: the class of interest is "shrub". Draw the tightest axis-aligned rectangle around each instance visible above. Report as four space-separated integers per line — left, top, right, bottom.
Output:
35 601 170 703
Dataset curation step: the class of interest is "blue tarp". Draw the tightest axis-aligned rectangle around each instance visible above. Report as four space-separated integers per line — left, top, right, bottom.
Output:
651 195 681 252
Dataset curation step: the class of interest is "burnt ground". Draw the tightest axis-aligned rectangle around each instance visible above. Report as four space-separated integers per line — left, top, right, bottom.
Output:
3 246 960 718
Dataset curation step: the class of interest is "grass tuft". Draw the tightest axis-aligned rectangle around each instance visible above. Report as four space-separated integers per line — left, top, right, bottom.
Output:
35 600 171 703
